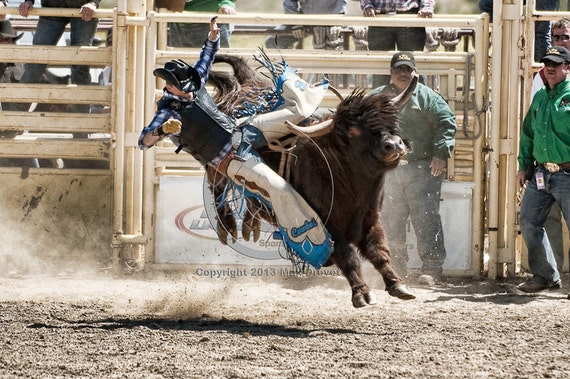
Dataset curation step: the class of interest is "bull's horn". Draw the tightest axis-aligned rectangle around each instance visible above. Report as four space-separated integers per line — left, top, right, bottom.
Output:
285 119 334 138
391 74 419 108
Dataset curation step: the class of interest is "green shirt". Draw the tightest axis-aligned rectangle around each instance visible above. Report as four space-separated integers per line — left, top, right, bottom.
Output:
370 82 457 162
518 79 570 171
183 0 235 12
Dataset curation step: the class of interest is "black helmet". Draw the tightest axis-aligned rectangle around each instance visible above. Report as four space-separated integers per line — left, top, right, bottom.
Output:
153 59 201 92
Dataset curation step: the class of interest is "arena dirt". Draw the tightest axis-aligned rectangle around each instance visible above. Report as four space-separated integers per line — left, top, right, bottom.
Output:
0 267 569 378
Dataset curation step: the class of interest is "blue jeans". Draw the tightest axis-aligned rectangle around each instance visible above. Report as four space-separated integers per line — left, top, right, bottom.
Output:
544 202 565 272
169 23 231 48
20 16 99 85
367 26 426 87
381 159 446 274
535 0 560 61
478 0 494 21
236 124 266 162
520 166 570 286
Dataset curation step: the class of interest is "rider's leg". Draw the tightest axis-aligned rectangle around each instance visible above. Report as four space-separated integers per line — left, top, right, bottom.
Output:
224 156 333 268
247 66 329 142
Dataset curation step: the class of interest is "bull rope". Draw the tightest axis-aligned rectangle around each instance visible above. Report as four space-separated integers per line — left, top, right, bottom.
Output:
266 135 299 182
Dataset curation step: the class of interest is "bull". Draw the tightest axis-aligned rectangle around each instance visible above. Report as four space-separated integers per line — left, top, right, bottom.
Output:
207 54 416 307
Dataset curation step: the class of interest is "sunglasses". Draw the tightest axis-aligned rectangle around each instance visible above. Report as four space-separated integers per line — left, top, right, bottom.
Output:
553 34 570 41
543 60 565 67
392 66 414 73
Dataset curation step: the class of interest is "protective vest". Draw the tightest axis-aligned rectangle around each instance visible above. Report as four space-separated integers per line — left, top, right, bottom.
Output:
158 87 234 166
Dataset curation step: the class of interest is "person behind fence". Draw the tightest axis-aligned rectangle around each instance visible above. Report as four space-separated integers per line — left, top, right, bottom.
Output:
139 17 333 269
478 0 559 62
528 16 569 280
0 19 24 113
360 0 434 88
0 0 7 21
516 46 570 293
265 0 368 50
168 0 235 48
370 51 457 283
266 0 347 50
0 18 39 167
18 0 100 113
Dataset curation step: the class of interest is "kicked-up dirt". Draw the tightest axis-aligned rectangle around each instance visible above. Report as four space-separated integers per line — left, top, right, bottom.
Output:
0 268 569 378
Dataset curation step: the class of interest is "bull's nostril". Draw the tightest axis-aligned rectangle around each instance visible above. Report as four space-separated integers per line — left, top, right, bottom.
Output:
384 141 395 151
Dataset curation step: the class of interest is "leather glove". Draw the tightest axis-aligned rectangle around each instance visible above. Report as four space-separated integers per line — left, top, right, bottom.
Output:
441 27 461 51
313 26 327 49
352 26 368 50
153 118 182 136
326 26 343 50
291 25 305 40
362 6 375 17
425 27 440 52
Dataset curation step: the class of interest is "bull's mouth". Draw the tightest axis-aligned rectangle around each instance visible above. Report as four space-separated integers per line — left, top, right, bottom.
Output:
383 151 408 163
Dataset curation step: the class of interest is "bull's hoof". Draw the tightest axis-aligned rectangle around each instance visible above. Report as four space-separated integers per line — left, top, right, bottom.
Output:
352 293 368 308
242 218 261 242
364 292 378 305
387 283 416 300
352 292 378 308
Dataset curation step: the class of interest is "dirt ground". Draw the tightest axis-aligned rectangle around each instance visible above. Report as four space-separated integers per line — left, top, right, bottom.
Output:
0 267 569 379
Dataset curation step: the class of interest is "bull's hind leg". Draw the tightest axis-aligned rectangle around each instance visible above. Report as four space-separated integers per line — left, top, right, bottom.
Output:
206 167 237 245
332 242 376 308
242 198 264 242
358 224 416 301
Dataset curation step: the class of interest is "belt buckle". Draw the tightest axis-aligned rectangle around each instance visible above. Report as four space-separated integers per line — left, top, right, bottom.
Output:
544 162 560 173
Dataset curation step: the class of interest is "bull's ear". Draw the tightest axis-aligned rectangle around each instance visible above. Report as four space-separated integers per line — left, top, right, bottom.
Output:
391 75 418 108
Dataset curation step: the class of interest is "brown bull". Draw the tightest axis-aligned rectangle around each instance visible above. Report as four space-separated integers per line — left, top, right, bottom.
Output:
208 54 416 307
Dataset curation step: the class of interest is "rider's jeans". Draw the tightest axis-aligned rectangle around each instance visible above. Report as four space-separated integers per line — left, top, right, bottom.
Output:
520 166 570 286
236 124 267 161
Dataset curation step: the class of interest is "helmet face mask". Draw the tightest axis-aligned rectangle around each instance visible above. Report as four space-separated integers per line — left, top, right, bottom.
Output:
153 59 201 93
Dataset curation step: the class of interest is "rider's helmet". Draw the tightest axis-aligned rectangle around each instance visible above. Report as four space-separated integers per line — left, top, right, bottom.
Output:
153 59 201 93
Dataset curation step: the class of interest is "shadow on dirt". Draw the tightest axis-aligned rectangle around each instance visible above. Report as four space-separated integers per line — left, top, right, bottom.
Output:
27 316 361 338
415 277 569 305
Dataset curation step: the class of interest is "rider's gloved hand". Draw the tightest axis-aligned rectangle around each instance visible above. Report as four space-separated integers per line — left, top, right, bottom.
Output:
153 118 182 136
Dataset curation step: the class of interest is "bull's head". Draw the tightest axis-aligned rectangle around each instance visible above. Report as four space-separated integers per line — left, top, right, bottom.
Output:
285 75 418 139
285 78 416 169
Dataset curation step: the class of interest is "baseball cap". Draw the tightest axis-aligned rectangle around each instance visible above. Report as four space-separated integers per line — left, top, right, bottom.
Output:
390 51 416 69
540 46 570 64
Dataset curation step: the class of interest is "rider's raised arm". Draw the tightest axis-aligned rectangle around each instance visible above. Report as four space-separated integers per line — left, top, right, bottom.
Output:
194 17 221 83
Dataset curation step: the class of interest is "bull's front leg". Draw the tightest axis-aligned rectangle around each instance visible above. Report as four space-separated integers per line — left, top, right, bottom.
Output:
330 240 374 308
358 222 415 300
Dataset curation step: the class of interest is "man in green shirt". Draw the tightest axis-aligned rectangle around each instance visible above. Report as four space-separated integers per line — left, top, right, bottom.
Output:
169 0 236 48
370 51 457 282
517 46 570 293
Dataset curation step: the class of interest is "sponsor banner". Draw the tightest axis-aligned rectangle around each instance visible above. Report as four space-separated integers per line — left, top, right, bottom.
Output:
407 181 475 271
155 175 291 265
156 176 475 273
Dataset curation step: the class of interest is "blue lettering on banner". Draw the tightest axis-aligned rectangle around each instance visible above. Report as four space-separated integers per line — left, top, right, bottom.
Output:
291 218 318 238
